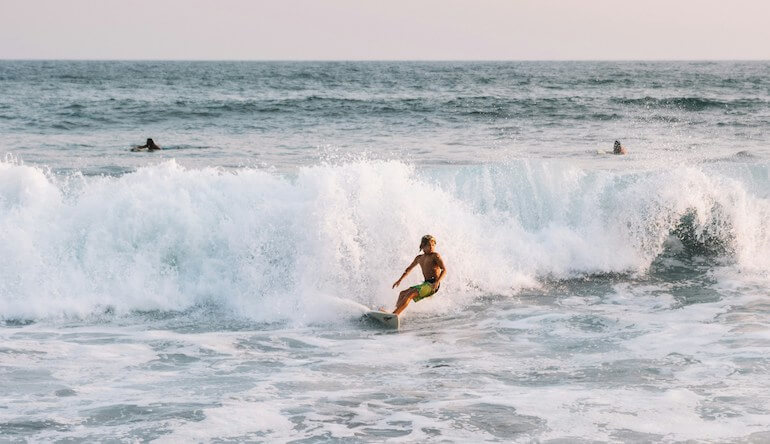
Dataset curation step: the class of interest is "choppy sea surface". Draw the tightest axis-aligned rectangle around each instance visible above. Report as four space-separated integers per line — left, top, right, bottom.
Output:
1 61 770 442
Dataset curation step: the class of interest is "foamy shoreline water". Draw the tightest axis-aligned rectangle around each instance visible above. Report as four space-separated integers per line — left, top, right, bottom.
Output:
2 285 769 441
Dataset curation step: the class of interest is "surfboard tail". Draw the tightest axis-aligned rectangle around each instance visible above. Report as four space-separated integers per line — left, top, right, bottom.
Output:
364 311 400 329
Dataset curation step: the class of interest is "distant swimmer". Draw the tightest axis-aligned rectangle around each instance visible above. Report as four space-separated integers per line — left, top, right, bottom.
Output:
390 235 446 315
130 138 162 152
613 140 627 155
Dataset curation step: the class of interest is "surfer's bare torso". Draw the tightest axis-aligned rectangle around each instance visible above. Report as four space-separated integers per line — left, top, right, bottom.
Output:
413 252 443 281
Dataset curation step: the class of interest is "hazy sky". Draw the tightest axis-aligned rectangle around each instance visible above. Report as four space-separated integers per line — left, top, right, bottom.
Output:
1 0 768 60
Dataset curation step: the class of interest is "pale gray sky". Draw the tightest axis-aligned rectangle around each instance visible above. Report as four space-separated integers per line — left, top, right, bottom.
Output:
1 0 768 60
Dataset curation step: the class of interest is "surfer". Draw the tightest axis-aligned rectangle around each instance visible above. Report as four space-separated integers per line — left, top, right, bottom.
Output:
130 138 162 152
613 140 627 155
390 234 446 315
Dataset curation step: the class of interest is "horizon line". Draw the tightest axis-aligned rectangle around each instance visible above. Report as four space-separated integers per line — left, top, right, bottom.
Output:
1 58 769 63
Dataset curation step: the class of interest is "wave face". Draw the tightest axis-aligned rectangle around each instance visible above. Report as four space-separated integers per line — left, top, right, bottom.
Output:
1 159 769 321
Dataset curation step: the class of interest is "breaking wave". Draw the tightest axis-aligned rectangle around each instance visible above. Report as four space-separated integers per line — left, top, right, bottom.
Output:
1 158 768 321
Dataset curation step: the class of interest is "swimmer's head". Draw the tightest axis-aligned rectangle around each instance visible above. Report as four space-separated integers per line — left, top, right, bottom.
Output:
420 234 436 251
147 138 154 145
614 140 621 149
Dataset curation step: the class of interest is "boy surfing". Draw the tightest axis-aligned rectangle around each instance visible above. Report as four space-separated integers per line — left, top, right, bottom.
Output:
390 235 446 315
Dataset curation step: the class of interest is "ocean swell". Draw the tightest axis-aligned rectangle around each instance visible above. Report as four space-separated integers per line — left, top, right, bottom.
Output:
612 96 764 112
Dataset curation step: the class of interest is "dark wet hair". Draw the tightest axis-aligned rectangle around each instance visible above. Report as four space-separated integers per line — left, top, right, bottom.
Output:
614 140 621 148
147 138 154 144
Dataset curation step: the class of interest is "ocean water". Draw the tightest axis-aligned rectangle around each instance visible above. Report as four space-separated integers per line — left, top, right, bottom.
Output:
1 61 770 442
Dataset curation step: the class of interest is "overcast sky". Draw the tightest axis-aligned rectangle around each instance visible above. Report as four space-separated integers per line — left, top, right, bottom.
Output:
1 0 768 60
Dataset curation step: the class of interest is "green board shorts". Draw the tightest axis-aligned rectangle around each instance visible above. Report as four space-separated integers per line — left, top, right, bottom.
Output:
411 280 439 303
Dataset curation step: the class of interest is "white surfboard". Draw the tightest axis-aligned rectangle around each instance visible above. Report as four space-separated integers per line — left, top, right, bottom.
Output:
364 310 400 329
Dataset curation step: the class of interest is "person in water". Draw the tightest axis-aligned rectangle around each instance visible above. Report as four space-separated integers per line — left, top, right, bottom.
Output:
390 234 446 315
130 138 162 152
613 140 627 155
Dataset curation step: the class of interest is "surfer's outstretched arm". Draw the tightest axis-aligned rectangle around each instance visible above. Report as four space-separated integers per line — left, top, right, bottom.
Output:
392 256 419 289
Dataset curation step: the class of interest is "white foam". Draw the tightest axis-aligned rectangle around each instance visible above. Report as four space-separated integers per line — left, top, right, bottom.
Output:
1 158 769 321
158 400 293 442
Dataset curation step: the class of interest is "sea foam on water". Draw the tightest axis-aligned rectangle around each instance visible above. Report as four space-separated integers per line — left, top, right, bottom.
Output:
1 158 768 322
